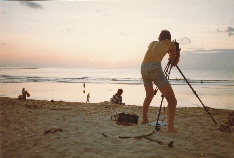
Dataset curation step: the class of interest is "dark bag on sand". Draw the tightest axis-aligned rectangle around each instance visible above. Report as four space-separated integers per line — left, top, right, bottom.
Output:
111 112 139 125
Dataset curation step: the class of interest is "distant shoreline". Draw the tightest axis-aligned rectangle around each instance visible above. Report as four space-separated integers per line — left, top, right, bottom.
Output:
0 67 39 69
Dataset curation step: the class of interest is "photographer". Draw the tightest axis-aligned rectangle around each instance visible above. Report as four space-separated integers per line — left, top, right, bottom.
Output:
141 30 180 133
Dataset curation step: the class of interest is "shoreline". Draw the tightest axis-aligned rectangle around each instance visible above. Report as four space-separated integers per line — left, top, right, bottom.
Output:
1 82 233 110
3 96 233 111
1 97 233 157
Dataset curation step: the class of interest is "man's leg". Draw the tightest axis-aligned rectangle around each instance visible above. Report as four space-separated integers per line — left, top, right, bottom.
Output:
159 84 178 133
142 86 154 124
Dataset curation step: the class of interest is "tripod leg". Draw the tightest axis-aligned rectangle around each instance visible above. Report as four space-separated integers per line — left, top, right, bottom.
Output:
176 66 217 124
154 88 158 95
155 58 174 131
155 95 164 131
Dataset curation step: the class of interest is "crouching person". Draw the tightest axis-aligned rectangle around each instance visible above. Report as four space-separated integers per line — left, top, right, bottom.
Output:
110 89 125 105
18 88 30 100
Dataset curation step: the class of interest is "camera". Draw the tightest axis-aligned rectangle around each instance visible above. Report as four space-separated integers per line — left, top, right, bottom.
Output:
173 40 180 52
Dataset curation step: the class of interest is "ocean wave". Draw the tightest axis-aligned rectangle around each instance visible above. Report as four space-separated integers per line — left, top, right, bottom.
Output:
0 75 233 86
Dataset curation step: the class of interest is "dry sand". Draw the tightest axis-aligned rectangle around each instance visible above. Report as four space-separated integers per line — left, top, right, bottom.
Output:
0 97 233 158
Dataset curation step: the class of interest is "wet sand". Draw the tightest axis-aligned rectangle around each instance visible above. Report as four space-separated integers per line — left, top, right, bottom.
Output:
0 97 233 158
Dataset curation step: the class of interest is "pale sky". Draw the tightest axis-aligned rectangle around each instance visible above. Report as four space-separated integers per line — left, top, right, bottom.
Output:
1 0 234 69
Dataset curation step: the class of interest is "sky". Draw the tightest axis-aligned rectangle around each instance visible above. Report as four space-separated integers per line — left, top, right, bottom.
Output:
0 0 234 70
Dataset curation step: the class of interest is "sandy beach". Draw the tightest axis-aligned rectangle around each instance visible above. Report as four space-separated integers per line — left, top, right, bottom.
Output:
0 97 233 158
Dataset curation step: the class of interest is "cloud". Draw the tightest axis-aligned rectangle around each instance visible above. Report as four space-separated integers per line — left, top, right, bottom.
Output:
95 9 102 13
120 32 127 36
20 1 43 10
186 49 221 54
0 42 7 46
226 27 234 36
95 9 110 16
179 37 191 44
217 26 234 36
216 29 222 32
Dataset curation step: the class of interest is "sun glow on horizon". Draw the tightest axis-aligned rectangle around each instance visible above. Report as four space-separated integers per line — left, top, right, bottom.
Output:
1 1 234 69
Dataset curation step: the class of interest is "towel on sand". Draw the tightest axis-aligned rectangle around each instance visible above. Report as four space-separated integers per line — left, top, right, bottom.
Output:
146 121 167 127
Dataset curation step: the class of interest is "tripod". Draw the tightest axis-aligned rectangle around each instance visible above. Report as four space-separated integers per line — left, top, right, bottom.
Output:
154 56 217 131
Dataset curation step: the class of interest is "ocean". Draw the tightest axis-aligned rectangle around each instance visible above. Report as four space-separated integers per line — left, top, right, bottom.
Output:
0 67 233 110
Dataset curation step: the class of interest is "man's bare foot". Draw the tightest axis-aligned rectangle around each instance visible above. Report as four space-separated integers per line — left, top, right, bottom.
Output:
141 120 150 124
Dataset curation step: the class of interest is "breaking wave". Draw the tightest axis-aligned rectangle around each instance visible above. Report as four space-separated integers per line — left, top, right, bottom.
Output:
0 74 233 86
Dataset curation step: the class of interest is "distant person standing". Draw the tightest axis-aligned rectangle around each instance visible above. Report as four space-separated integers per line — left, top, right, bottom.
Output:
110 89 125 105
86 93 90 103
22 88 28 100
141 30 180 133
83 83 86 94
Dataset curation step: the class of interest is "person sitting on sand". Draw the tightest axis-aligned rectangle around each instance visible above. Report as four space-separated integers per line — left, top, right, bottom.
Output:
18 88 30 100
110 89 125 105
141 30 180 133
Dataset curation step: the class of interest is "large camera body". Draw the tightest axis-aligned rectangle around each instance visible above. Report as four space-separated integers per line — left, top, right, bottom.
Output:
173 40 180 52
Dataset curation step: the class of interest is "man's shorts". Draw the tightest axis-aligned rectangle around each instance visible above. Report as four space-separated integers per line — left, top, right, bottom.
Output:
141 62 170 88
